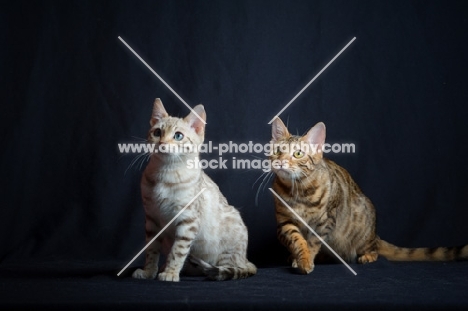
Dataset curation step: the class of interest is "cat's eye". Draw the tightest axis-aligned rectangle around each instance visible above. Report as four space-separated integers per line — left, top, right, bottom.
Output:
153 128 161 137
174 132 184 141
274 147 281 155
293 150 304 158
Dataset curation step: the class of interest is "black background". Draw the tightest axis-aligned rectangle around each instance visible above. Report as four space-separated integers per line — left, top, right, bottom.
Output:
2 0 468 271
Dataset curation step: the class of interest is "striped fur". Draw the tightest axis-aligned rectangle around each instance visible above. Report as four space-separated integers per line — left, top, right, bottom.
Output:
132 99 256 282
270 117 468 274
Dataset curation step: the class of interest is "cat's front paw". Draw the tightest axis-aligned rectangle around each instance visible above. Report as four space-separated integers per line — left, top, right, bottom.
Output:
132 268 158 280
291 259 298 268
158 271 180 282
297 258 314 274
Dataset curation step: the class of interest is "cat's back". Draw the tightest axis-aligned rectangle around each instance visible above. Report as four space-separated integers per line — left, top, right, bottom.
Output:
323 158 366 200
199 172 245 223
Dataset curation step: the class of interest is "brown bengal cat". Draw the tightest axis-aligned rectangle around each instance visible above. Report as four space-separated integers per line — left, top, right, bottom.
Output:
269 117 468 274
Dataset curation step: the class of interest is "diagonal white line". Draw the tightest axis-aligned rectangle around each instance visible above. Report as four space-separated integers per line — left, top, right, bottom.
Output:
118 36 207 125
269 188 357 276
267 37 356 124
117 187 207 276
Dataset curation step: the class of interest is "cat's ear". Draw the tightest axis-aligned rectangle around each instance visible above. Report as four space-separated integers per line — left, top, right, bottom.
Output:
184 104 206 135
150 98 168 127
305 122 326 145
303 122 326 162
271 117 290 141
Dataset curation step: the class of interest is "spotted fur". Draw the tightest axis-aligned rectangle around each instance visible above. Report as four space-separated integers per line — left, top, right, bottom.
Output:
270 117 468 274
132 99 256 282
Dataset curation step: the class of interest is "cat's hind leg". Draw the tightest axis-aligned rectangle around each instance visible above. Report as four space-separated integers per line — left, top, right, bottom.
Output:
357 252 378 264
357 238 379 264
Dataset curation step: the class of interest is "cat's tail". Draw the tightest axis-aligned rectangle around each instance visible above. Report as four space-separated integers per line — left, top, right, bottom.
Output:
188 255 257 281
377 239 468 261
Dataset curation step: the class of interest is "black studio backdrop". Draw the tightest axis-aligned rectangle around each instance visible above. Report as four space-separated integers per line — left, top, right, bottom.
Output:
2 0 468 268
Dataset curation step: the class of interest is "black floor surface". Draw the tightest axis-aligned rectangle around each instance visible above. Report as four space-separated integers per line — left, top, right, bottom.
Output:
1 259 467 310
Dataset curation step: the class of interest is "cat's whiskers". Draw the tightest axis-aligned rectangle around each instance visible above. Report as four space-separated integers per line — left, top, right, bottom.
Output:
265 170 275 188
250 155 263 160
300 171 308 179
254 171 268 205
253 171 269 189
118 136 151 162
255 171 274 206
139 152 151 170
125 151 149 175
131 135 148 142
261 171 275 195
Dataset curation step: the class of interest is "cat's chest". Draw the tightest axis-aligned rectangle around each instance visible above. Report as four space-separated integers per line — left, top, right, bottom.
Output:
140 179 195 222
154 183 196 207
143 165 199 200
